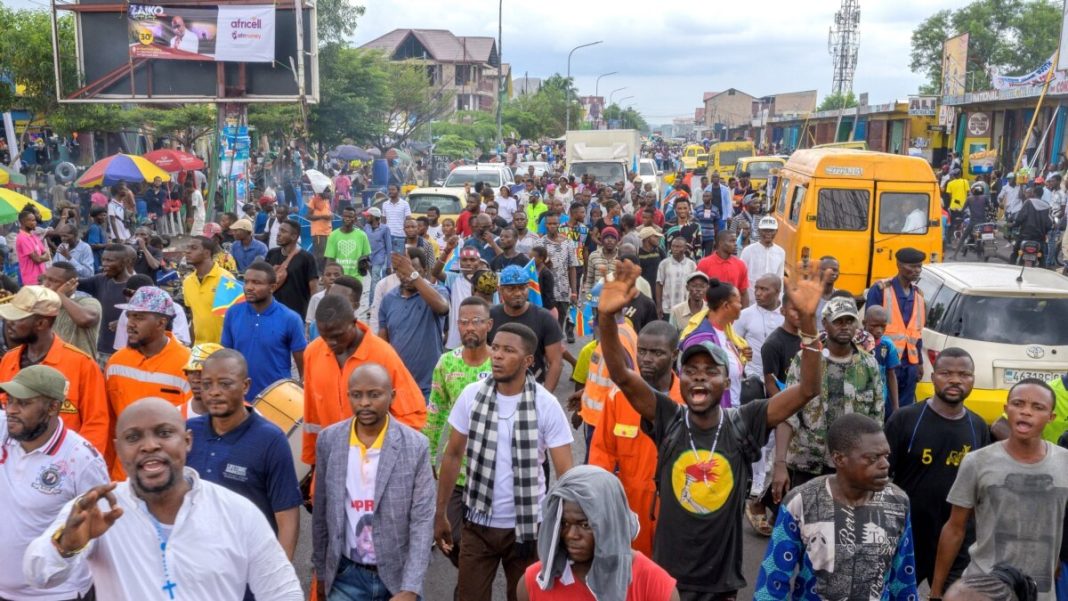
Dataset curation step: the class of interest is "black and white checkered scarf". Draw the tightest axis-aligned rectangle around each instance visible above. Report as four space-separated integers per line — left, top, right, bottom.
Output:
464 374 540 542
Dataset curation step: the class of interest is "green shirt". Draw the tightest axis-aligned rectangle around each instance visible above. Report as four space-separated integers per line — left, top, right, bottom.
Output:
425 348 492 486
324 228 371 279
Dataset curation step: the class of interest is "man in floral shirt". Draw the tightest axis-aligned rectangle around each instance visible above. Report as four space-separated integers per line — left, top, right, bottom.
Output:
542 213 578 343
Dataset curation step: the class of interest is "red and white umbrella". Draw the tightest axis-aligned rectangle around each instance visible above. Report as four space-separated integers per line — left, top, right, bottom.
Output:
142 149 205 172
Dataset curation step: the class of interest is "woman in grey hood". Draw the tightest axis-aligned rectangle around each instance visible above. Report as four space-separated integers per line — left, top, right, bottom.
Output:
518 465 679 601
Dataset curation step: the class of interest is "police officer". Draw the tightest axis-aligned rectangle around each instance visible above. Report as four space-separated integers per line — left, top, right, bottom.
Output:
865 247 926 407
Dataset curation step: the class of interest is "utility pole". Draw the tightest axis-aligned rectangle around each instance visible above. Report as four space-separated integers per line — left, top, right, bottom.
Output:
496 0 503 149
828 0 860 100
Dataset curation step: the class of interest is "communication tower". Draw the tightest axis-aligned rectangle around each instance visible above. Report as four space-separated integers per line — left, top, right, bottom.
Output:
828 0 861 97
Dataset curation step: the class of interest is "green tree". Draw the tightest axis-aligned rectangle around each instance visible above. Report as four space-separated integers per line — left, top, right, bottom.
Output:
374 59 453 150
308 45 391 149
602 104 648 131
133 105 217 149
817 91 858 111
910 0 1060 93
248 104 303 147
500 73 583 139
315 0 365 46
432 134 476 159
432 111 497 156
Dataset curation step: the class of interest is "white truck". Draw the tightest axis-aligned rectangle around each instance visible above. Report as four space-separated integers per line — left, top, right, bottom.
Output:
565 129 641 186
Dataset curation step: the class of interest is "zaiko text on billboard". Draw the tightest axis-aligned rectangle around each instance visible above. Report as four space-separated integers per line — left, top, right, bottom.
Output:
128 4 275 62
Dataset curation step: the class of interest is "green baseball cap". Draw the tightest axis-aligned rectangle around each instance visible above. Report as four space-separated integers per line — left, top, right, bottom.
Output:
0 365 69 401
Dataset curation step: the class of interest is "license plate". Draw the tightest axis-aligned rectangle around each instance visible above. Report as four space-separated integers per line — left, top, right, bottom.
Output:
1002 369 1060 384
981 233 995 240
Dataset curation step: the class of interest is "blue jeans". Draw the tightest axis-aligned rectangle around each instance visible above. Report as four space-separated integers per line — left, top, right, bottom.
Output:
328 557 397 601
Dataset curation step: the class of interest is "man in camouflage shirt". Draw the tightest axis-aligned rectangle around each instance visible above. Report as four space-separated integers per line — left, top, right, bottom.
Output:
770 296 883 502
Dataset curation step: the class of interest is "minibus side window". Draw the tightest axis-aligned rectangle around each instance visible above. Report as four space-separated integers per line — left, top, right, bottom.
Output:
816 189 869 231
789 185 806 224
777 179 791 215
878 193 930 234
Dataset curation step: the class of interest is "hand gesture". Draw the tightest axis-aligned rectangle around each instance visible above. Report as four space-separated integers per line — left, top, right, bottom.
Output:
784 260 822 321
391 252 414 280
443 235 459 253
770 462 791 504
597 259 639 316
58 244 71 259
59 277 78 297
57 483 124 554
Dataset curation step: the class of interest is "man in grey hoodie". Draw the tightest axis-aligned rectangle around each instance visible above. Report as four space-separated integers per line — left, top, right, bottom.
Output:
516 465 679 601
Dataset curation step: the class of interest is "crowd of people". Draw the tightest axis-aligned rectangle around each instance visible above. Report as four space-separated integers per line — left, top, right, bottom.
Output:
0 142 1065 601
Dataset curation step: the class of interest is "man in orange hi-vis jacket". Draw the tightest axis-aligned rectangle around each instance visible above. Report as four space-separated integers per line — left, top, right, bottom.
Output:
589 321 683 556
302 293 427 468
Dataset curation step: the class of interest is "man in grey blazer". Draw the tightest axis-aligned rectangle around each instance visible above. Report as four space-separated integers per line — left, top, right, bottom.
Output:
312 362 435 600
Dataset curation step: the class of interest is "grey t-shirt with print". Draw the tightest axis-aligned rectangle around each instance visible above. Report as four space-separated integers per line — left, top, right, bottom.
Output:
947 441 1068 600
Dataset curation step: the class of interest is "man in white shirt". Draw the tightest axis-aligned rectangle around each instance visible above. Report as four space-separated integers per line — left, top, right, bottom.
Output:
999 173 1022 220
107 195 129 243
168 16 199 54
381 184 412 249
0 366 109 601
25 397 303 601
739 216 786 289
433 323 574 601
734 274 785 380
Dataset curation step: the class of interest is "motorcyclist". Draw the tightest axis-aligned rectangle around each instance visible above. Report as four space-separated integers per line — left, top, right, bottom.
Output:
1012 183 1054 265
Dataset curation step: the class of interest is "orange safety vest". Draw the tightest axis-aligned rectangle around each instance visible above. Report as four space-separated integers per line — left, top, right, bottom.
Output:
579 321 638 428
881 280 925 364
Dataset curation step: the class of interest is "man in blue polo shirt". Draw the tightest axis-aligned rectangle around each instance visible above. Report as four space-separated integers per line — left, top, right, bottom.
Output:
221 261 307 399
186 348 302 564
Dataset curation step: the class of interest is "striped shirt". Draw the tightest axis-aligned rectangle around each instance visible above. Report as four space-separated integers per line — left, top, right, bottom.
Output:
381 198 412 238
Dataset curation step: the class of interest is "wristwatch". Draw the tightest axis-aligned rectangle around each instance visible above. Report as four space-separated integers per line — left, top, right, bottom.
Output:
406 271 421 283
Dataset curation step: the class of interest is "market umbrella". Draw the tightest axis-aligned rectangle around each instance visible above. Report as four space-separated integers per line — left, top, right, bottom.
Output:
333 145 373 162
303 169 332 194
76 153 171 187
0 164 26 187
0 188 53 223
366 147 382 157
142 149 205 172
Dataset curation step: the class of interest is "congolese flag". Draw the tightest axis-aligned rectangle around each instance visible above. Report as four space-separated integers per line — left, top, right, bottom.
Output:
212 276 245 316
525 259 542 307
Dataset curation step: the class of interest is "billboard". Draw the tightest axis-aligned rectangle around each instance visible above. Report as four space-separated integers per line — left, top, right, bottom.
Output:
941 33 969 97
128 4 275 63
908 96 937 117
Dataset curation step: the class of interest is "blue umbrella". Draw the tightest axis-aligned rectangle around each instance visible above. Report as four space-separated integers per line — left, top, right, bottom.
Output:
333 145 373 161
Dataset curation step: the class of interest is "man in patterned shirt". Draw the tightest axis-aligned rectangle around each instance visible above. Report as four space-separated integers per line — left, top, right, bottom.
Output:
756 413 917 600
542 213 578 343
770 296 884 504
425 295 493 568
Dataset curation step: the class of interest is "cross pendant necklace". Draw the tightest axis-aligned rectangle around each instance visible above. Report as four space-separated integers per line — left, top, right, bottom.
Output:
146 511 178 599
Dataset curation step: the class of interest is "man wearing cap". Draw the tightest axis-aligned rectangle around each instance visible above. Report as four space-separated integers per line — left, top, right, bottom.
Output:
360 207 391 314
669 271 709 330
865 247 927 407
230 218 268 272
637 226 666 293
771 296 883 506
326 205 372 282
728 195 762 239
655 235 696 320
181 342 223 419
583 226 620 301
105 286 192 478
491 265 565 393
739 216 785 288
254 195 275 238
182 236 234 346
0 285 109 455
0 365 110 601
597 258 823 600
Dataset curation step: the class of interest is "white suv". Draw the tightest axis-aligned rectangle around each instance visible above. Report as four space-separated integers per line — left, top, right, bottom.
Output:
442 163 515 195
914 263 1068 423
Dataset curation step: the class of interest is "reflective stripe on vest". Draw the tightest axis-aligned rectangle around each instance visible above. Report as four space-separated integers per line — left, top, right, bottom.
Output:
581 325 638 422
882 283 925 364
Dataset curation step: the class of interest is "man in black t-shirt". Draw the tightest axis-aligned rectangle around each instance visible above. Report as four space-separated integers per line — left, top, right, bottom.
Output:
488 264 564 392
885 347 990 588
597 258 823 600
761 293 802 395
265 219 319 319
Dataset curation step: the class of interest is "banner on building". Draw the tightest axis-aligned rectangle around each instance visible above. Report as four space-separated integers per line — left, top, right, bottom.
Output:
968 147 997 174
941 34 969 97
128 4 275 62
992 54 1057 90
908 96 937 116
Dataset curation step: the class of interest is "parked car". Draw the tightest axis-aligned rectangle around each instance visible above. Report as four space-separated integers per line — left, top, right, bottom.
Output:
913 262 1068 423
442 164 515 197
373 187 463 219
638 158 661 199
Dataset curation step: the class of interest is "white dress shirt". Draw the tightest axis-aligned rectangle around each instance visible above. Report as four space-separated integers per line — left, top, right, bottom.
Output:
0 418 108 601
25 468 303 601
739 241 786 288
734 303 785 379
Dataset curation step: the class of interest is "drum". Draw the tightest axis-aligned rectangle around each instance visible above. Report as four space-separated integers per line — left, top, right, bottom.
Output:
253 379 309 481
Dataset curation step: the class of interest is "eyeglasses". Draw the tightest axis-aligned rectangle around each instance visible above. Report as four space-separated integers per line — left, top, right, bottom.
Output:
457 318 488 327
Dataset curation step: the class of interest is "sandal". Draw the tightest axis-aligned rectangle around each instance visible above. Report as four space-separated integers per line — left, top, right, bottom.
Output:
745 503 773 537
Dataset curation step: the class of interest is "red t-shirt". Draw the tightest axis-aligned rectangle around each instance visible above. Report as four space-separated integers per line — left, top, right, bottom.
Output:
696 253 749 293
523 552 676 601
456 210 476 237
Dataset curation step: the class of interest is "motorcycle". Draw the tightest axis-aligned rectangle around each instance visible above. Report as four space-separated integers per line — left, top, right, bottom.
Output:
958 221 998 262
1017 240 1044 267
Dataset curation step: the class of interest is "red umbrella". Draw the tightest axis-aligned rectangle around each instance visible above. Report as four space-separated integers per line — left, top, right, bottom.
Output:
142 149 205 172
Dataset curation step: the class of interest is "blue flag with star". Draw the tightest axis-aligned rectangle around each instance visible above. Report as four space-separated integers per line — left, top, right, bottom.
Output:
212 276 245 316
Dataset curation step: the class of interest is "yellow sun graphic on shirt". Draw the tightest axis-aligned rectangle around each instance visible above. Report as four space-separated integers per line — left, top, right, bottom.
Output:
671 450 734 515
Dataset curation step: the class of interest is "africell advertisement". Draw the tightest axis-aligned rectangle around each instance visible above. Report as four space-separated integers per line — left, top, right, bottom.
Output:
128 4 275 63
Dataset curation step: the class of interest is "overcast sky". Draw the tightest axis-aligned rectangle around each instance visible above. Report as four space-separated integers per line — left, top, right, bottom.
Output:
354 0 977 124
